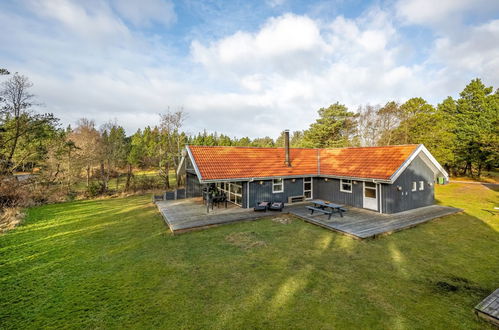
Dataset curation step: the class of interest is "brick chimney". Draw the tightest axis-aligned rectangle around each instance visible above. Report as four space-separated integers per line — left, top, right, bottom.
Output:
284 129 291 167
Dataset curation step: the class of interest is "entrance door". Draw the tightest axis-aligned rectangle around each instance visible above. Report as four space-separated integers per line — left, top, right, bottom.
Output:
363 182 378 211
303 177 313 200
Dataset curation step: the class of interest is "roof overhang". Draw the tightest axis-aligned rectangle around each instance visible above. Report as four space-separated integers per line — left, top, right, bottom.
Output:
389 144 449 183
186 144 448 185
185 145 204 181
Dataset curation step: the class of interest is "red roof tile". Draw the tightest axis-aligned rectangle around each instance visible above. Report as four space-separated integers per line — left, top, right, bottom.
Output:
188 144 419 181
319 145 418 180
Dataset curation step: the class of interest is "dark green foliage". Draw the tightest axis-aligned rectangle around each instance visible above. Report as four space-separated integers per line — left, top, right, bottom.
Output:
302 102 359 148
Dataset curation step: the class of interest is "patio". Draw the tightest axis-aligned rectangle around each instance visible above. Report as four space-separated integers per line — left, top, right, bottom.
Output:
156 198 461 238
287 203 461 239
156 198 266 234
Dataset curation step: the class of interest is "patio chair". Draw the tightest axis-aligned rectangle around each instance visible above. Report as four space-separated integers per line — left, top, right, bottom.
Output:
254 201 270 212
269 201 284 212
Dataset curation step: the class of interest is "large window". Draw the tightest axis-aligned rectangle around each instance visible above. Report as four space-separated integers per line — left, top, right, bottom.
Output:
412 182 417 191
272 178 284 193
217 181 243 206
340 179 352 193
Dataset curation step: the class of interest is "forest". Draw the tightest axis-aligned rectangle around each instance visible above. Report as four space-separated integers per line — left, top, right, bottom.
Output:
0 67 498 213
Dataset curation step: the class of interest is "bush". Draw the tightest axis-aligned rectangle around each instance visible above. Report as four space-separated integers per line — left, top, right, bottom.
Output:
87 182 107 197
0 178 27 208
0 207 24 233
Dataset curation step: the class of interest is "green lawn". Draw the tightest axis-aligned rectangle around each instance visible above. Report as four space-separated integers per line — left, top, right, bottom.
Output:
0 183 498 329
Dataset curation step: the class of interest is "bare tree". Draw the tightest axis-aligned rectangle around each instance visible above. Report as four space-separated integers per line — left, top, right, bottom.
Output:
159 108 186 188
376 102 401 146
357 105 382 147
69 119 101 188
0 73 56 174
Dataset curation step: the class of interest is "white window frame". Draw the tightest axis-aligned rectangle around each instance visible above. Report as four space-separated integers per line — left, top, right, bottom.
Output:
303 177 313 200
412 182 417 191
340 179 352 193
419 181 424 191
272 178 284 193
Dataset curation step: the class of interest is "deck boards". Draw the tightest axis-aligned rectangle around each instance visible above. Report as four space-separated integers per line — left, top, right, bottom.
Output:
156 198 461 238
475 289 499 327
156 198 269 233
288 204 461 239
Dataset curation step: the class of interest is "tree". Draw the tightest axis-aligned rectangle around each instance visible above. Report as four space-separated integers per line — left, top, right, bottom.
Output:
302 103 359 148
391 98 434 145
357 104 382 147
0 73 58 174
69 119 101 187
100 121 128 190
159 109 186 188
376 101 401 146
454 79 498 176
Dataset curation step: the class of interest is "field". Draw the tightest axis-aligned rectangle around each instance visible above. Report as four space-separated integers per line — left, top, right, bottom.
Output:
0 183 498 328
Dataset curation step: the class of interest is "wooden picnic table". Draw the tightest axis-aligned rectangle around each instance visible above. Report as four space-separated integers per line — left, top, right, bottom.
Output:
307 200 346 219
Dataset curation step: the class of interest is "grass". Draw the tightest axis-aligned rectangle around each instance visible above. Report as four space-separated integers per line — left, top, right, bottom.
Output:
0 183 498 329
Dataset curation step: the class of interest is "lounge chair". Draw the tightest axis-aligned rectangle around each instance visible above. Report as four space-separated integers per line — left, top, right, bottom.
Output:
269 201 284 212
254 201 270 212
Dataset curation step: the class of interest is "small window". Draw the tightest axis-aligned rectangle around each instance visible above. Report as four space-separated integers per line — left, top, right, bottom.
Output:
419 181 424 191
412 182 417 191
272 178 283 193
340 179 352 193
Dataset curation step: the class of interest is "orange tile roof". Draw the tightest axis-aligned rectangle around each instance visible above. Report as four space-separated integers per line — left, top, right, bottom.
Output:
319 145 418 180
188 144 419 181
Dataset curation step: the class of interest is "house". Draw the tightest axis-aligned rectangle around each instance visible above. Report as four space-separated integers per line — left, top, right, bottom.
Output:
179 131 448 214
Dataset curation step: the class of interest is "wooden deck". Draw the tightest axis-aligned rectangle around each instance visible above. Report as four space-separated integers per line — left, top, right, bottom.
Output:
156 198 461 237
475 289 499 327
288 203 461 239
156 198 269 234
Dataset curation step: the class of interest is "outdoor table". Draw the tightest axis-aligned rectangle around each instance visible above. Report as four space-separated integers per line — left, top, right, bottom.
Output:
309 200 345 218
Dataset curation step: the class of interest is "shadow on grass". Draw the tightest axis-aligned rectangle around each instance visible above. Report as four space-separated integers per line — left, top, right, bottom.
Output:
1 194 498 329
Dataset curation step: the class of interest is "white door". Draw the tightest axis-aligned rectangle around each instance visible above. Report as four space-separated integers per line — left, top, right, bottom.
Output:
303 177 313 200
363 182 378 211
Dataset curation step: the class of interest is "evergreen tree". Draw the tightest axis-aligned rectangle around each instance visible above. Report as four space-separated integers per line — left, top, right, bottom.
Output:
302 103 358 148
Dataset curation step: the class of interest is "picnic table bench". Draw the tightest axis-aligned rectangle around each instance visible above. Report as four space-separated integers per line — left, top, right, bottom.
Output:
306 200 346 219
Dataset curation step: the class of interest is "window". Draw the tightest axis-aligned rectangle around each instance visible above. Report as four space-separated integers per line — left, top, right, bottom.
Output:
303 177 312 199
412 182 417 191
217 181 242 206
419 181 424 191
340 179 352 193
272 178 283 193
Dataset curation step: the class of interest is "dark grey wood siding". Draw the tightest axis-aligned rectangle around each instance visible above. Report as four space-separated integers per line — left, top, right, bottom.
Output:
313 178 363 208
247 178 304 208
242 182 248 208
186 171 202 197
382 156 434 213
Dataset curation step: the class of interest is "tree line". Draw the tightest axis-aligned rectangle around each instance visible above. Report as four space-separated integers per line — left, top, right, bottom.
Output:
0 68 497 207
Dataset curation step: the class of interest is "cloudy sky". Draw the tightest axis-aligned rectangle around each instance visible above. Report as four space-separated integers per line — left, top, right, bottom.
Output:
1 0 498 138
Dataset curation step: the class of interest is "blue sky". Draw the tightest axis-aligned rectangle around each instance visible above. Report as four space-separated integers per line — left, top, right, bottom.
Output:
1 0 498 138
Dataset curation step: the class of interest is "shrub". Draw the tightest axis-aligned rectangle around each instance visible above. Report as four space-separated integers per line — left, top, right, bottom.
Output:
87 182 107 197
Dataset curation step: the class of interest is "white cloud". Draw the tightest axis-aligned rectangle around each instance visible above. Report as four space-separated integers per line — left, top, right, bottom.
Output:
395 0 499 27
27 0 130 43
1 1 498 139
111 0 176 27
191 14 330 76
